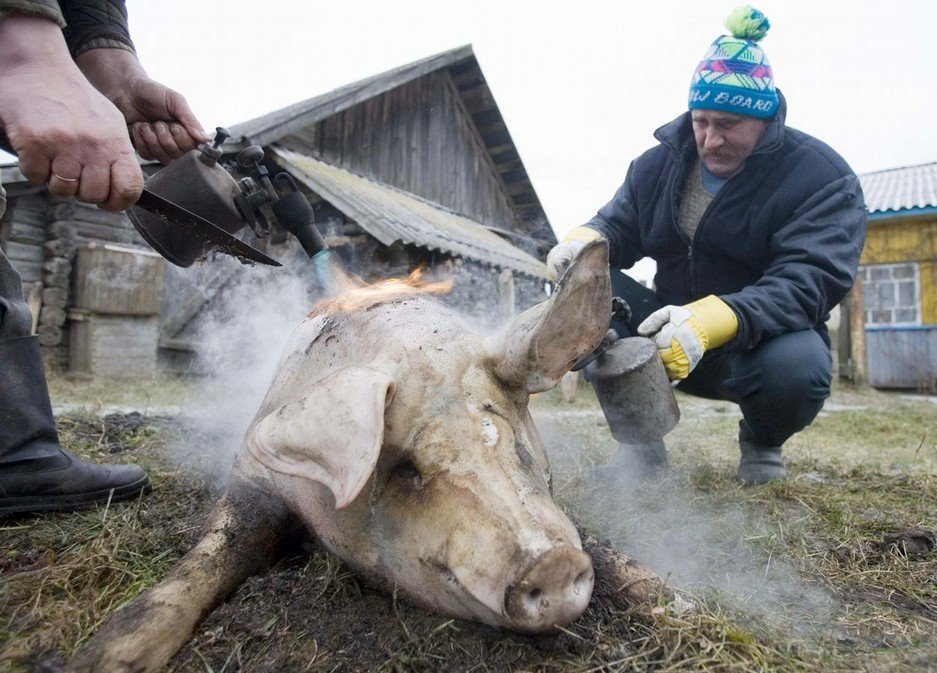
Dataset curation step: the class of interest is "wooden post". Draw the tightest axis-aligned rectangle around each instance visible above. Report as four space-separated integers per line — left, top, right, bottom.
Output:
498 269 515 323
846 280 867 384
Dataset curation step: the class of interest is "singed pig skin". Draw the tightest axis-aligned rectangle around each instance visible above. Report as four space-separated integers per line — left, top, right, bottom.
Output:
68 240 613 673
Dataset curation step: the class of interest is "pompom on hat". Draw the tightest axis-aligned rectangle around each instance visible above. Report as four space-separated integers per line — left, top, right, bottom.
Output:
688 5 779 119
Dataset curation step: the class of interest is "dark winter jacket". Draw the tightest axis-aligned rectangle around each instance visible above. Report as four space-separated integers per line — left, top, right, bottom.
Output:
0 0 135 57
585 95 867 351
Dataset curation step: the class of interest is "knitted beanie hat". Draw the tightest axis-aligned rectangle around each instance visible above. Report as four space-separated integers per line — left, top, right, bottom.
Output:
688 6 779 119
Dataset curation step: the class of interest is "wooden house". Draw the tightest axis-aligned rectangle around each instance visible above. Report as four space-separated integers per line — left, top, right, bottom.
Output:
0 45 555 376
857 161 937 390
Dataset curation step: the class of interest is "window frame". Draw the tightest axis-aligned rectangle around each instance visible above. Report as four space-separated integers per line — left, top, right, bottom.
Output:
859 262 922 327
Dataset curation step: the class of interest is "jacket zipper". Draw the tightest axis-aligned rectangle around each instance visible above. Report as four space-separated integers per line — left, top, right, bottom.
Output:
667 162 695 298
684 169 739 299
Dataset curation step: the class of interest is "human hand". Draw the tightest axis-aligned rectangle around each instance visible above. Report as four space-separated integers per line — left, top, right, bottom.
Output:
637 295 738 380
75 48 209 164
0 14 143 211
546 226 603 281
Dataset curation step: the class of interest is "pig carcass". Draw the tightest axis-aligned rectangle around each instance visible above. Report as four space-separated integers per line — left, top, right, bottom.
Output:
68 240 660 673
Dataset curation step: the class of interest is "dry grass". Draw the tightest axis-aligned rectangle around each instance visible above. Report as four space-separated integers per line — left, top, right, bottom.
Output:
1 376 935 672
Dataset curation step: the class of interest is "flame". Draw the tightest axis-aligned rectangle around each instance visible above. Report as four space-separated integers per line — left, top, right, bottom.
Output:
310 262 453 317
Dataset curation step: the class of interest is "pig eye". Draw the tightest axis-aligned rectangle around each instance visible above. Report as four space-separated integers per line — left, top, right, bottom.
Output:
389 460 423 489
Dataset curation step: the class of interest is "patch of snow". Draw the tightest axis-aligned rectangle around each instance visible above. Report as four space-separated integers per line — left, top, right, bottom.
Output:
899 394 937 406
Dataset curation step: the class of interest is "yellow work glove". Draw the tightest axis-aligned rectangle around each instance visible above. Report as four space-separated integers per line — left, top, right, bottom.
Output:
637 295 738 380
546 226 602 281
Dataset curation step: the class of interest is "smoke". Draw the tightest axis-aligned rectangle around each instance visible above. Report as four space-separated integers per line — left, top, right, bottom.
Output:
540 411 837 637
166 260 318 487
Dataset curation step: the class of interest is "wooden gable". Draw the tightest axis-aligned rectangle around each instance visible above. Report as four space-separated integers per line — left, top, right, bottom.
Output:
277 71 520 232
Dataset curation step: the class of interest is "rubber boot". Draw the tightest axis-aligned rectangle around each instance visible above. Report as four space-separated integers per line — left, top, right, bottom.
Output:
0 335 150 516
737 421 786 486
592 440 668 484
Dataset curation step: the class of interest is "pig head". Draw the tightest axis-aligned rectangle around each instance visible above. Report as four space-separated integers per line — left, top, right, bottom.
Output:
238 240 612 633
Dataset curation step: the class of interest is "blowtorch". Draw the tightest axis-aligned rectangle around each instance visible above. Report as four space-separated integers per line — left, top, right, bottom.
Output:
127 127 330 272
0 124 335 280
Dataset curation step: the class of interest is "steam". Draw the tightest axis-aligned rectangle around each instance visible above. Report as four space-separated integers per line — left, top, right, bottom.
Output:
167 263 317 486
165 255 456 487
540 413 836 637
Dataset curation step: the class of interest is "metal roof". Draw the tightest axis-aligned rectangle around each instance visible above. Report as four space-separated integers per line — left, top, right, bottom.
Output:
274 148 547 278
859 161 937 215
228 45 548 226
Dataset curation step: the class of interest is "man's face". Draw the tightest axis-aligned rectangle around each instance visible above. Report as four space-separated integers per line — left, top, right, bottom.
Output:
691 110 768 178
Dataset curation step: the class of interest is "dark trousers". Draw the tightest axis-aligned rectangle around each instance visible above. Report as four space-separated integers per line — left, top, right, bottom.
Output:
609 271 832 448
0 187 34 339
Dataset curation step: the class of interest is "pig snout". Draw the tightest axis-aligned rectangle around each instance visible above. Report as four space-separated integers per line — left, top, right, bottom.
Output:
504 545 594 633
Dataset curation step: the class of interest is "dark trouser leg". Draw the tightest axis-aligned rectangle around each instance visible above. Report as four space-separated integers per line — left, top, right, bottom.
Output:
680 329 832 447
608 266 832 444
0 190 150 515
0 212 38 341
0 183 64 468
679 329 832 483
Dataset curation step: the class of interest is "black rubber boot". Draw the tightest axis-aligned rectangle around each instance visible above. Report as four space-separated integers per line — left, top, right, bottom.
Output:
0 335 150 516
737 421 787 486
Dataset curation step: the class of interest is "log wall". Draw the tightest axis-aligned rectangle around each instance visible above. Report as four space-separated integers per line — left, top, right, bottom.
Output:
0 191 159 370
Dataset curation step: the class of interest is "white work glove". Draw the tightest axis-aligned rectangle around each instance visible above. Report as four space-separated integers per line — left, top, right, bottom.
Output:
637 295 739 380
546 226 603 281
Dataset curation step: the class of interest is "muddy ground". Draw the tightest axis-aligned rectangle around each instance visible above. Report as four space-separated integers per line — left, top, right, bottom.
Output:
1 381 936 672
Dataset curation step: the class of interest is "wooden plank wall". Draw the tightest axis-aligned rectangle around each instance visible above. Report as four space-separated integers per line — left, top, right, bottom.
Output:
51 200 143 248
866 327 937 391
69 312 160 377
281 72 520 231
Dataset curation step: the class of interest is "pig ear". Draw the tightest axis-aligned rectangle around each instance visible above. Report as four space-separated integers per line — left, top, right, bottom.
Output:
247 368 396 509
487 239 611 393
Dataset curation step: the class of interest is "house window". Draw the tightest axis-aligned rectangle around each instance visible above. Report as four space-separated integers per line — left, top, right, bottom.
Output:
859 263 921 326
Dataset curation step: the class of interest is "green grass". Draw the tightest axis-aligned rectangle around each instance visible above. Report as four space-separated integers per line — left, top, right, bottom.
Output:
47 371 198 413
1 377 935 672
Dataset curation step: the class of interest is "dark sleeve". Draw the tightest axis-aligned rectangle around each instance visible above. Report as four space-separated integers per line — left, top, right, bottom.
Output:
0 0 65 26
721 174 867 350
583 161 645 270
59 0 135 57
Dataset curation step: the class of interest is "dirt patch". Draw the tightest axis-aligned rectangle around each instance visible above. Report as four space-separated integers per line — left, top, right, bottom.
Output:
166 531 669 673
170 550 589 673
881 528 937 558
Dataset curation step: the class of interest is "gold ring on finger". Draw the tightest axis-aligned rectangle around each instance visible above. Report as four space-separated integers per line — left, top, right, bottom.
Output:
51 172 80 183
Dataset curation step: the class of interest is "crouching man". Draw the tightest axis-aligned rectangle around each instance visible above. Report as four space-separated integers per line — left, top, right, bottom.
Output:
548 6 866 484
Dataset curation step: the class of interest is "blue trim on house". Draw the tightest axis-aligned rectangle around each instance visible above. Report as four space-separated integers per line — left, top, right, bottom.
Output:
868 206 937 221
865 325 937 332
